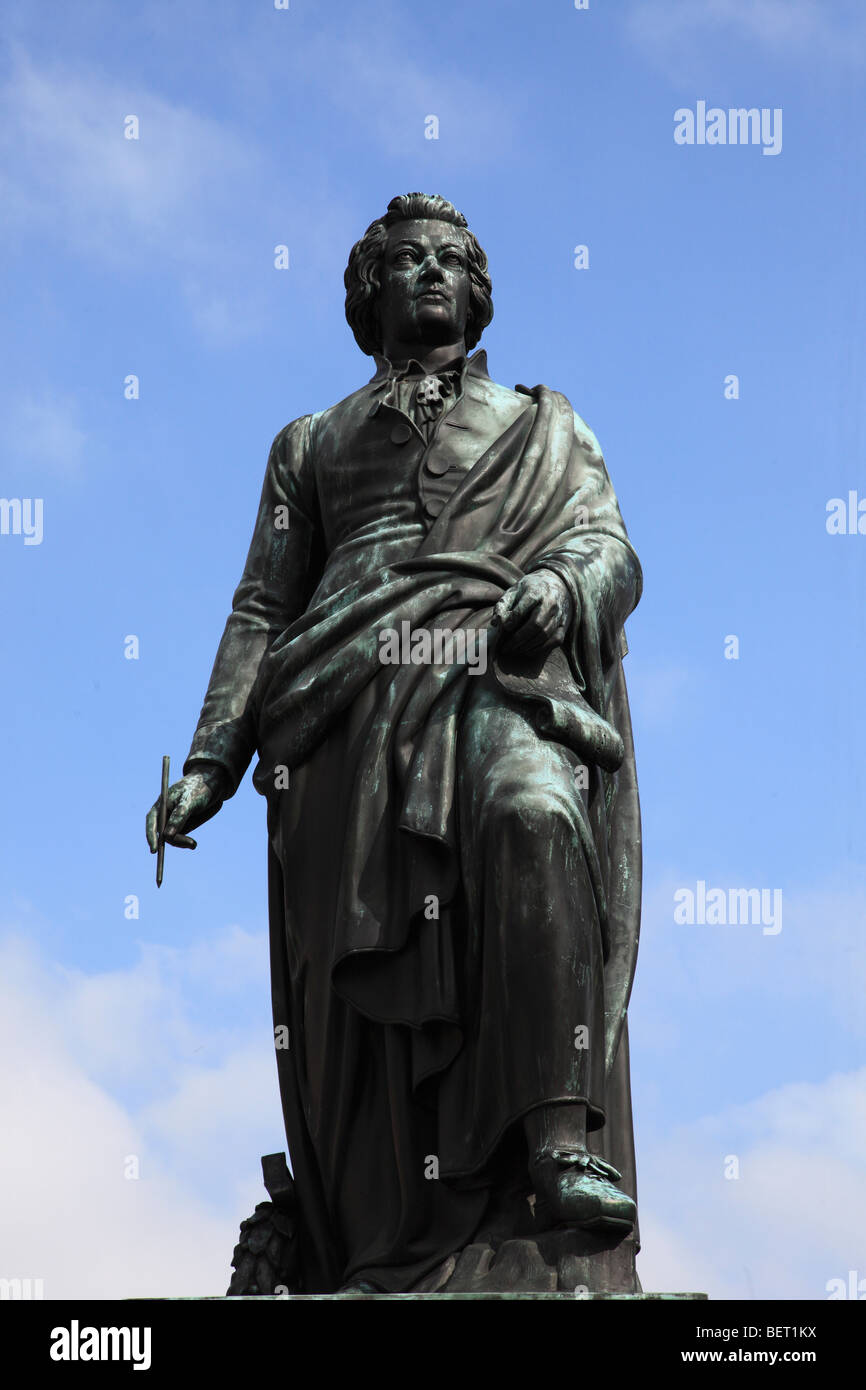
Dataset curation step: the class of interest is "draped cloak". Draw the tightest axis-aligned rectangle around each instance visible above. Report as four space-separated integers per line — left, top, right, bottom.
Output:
184 350 643 1292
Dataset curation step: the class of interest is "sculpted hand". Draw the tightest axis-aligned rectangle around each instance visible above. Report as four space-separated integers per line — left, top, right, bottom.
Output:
145 765 227 854
492 570 575 656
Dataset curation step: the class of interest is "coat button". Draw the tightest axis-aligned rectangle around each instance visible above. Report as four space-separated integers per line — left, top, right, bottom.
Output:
425 453 451 476
424 496 445 518
390 422 412 445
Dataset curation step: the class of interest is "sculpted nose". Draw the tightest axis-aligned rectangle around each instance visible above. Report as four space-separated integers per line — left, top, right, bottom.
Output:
418 255 444 283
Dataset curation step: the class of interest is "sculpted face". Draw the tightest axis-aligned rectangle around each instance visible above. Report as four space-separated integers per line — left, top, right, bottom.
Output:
377 219 471 359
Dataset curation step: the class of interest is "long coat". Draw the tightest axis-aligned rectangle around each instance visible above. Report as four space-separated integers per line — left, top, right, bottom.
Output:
185 349 643 1291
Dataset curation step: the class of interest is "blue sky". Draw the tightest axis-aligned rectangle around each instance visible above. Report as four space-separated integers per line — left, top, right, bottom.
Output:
1 0 864 1299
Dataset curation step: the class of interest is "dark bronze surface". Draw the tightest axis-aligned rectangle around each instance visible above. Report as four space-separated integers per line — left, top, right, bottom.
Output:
147 193 643 1295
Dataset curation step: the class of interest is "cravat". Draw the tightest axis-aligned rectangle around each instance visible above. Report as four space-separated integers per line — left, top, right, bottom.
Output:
386 360 463 441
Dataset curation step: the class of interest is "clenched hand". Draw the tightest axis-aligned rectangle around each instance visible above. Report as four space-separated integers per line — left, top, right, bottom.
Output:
492 570 575 657
145 764 228 854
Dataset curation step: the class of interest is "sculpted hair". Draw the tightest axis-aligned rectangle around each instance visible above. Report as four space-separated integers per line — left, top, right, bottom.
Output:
344 192 494 356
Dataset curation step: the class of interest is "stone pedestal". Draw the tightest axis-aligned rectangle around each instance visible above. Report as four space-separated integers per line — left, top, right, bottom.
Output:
227 1153 706 1300
412 1229 640 1295
216 1292 707 1302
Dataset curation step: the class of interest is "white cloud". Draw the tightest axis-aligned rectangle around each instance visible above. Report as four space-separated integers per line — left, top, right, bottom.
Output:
294 20 518 163
636 870 866 1040
0 50 258 251
637 1067 866 1299
6 912 862 1300
0 50 269 345
0 19 519 351
53 925 269 1088
0 930 282 1299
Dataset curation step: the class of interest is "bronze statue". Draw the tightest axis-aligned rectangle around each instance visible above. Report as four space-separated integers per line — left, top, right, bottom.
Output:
147 193 643 1296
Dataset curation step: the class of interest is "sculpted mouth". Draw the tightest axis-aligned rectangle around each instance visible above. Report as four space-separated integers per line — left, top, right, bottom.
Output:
417 290 449 301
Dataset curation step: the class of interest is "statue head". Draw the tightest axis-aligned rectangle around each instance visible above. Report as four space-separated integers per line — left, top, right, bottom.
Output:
344 193 493 359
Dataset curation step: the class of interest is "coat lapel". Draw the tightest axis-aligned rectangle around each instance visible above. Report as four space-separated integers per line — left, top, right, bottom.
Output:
362 348 531 478
421 351 531 480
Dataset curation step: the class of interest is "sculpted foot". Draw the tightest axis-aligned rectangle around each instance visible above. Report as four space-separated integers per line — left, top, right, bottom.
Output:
530 1149 636 1234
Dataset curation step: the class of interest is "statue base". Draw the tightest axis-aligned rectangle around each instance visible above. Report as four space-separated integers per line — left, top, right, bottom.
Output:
228 1154 698 1299
221 1291 707 1301
409 1230 641 1295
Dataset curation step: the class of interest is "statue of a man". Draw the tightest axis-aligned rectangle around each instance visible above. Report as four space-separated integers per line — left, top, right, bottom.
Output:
147 193 643 1295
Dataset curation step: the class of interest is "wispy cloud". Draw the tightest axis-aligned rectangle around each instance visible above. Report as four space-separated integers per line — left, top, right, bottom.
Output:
0 393 87 478
0 13 520 350
637 1066 866 1298
626 0 866 78
0 929 281 1297
293 18 519 163
0 49 270 345
5 894 863 1299
636 870 866 1052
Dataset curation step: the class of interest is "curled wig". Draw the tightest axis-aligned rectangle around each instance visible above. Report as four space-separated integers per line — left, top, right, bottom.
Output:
344 193 493 356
